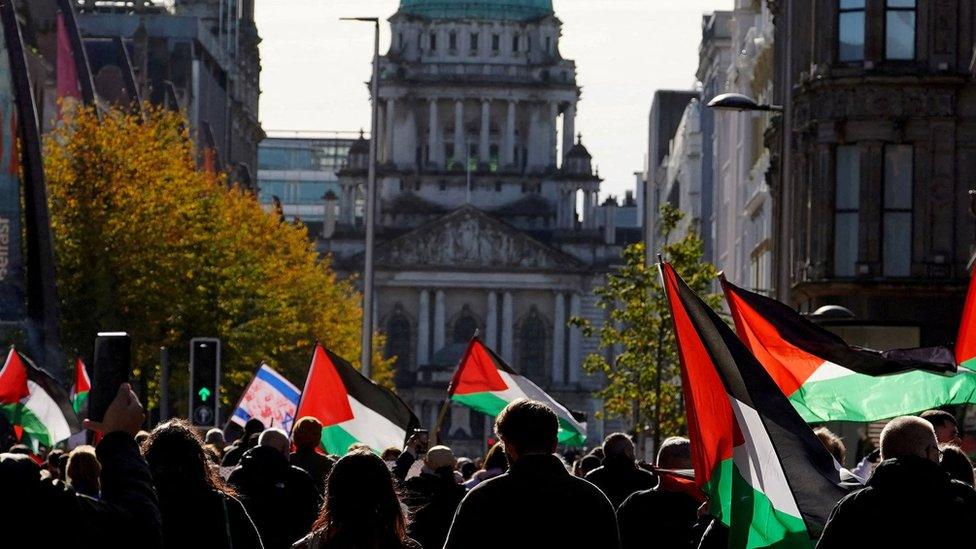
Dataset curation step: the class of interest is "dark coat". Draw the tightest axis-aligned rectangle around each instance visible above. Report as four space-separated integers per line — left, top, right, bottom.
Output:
229 446 323 549
584 456 657 508
290 449 335 496
405 471 466 549
157 487 263 549
617 487 699 549
817 456 976 548
443 454 620 549
0 431 162 549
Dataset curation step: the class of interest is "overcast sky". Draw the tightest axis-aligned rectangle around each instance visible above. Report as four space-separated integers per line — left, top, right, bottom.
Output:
256 0 732 198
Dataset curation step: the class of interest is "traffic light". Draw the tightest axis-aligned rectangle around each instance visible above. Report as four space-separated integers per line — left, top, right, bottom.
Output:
189 338 220 427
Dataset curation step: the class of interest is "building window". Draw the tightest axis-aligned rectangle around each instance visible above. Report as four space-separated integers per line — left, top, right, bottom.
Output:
883 144 913 277
439 180 447 191
470 32 479 54
494 181 502 192
545 36 552 54
397 33 404 51
838 0 865 62
385 306 412 370
518 307 547 380
512 34 520 52
449 31 457 51
430 32 437 51
452 306 479 343
886 0 916 60
492 34 500 53
834 145 860 277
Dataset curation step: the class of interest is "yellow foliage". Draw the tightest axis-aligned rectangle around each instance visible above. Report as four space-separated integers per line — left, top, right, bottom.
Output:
44 106 393 414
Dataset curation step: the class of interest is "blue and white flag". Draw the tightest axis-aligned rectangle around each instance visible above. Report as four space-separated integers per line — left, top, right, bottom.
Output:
230 363 301 433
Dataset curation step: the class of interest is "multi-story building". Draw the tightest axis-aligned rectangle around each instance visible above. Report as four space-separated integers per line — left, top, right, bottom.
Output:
328 0 637 455
769 0 975 348
713 1 775 294
644 90 698 257
257 132 360 234
77 0 263 186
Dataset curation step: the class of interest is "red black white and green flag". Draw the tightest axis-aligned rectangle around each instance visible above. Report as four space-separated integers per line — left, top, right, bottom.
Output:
448 337 587 446
662 263 848 548
295 343 419 455
721 276 973 423
956 268 976 369
0 348 80 448
69 357 90 415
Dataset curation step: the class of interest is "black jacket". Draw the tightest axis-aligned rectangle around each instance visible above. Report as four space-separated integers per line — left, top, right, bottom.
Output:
817 456 976 548
617 487 699 549
584 456 657 509
405 470 466 549
0 431 162 549
157 486 263 549
444 454 620 549
290 449 335 496
229 446 322 549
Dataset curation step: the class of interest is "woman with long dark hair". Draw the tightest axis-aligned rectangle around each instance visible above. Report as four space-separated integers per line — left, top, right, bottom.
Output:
142 419 263 549
294 451 418 549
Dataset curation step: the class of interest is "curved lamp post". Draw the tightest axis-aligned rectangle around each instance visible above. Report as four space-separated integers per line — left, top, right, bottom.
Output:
706 92 783 113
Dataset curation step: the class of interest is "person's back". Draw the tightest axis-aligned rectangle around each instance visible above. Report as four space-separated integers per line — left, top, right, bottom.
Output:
617 437 699 549
406 468 466 549
290 417 335 496
444 399 619 549
584 433 656 508
818 416 976 547
230 430 321 549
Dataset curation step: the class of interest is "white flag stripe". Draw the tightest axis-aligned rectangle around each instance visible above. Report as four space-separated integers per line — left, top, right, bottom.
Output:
804 361 856 383
497 370 587 436
339 395 409 453
24 380 73 445
729 397 803 520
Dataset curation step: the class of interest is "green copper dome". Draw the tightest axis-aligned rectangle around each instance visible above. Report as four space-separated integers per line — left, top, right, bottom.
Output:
398 0 554 21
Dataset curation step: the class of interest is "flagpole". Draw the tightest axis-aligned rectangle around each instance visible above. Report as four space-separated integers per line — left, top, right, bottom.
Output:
432 399 451 445
434 331 480 443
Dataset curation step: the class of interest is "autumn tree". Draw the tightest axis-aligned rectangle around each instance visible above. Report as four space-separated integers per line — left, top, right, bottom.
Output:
570 203 720 453
44 106 393 415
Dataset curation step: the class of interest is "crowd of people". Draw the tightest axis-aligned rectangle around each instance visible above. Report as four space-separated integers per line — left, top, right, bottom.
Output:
3 382 976 548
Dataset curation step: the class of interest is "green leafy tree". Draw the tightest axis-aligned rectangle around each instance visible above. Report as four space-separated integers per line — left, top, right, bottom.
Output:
45 106 394 416
571 203 720 452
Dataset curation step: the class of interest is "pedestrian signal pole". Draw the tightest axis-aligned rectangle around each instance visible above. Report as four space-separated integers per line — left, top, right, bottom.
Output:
189 338 220 427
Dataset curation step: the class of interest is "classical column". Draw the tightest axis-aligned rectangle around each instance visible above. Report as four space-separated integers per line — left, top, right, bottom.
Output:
583 190 596 229
417 290 431 366
501 292 514 363
485 291 498 349
552 292 566 385
504 100 516 166
562 102 576 162
386 98 396 164
433 290 446 352
568 293 582 383
549 101 559 167
340 184 354 225
454 99 465 164
428 98 442 167
479 99 491 163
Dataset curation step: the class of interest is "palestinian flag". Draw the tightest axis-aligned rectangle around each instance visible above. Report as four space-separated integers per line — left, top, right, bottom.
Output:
70 357 90 415
662 263 847 548
722 277 975 423
957 268 976 368
295 344 419 455
0 349 80 448
448 337 586 446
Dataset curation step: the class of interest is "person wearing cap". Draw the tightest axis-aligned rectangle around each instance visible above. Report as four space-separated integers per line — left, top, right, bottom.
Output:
405 445 466 549
290 416 335 496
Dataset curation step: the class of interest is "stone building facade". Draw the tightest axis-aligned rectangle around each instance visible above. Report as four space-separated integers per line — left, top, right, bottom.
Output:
329 0 636 455
769 0 976 347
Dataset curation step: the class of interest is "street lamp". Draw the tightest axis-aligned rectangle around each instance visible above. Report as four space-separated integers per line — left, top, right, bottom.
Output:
706 92 783 113
342 16 380 379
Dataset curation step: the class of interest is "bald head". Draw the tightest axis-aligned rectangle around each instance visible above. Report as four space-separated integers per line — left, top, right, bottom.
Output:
258 428 290 456
880 416 939 462
603 433 636 461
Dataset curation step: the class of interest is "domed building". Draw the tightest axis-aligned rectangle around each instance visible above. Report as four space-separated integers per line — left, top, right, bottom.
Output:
330 0 638 455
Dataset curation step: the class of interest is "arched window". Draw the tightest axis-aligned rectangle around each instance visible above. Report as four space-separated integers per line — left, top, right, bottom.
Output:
385 304 412 370
518 307 547 380
453 304 479 343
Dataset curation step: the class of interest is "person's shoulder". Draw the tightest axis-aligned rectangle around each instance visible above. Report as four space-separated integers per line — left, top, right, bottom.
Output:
947 479 976 504
583 466 606 481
